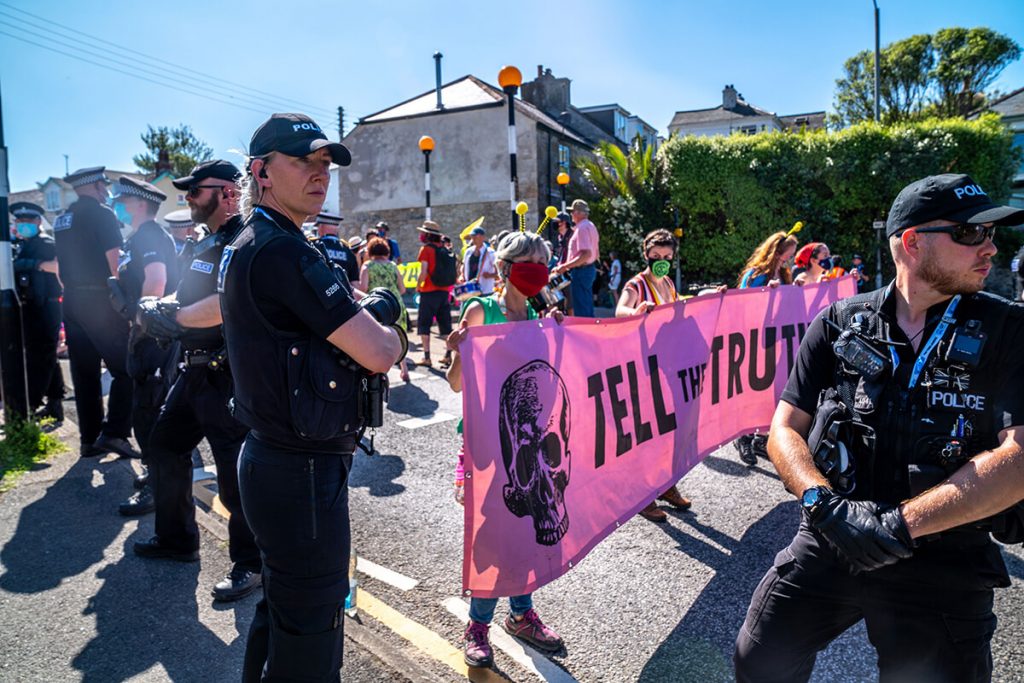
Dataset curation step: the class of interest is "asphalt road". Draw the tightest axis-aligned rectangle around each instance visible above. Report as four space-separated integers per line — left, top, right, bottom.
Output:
4 341 1024 682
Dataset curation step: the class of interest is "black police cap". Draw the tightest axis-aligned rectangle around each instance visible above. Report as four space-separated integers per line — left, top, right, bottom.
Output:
886 173 1024 238
172 159 242 190
112 176 167 204
64 166 110 187
315 211 343 226
10 201 45 220
249 113 352 166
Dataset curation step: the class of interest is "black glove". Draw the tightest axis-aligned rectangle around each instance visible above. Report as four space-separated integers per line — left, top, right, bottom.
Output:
108 276 134 320
359 287 403 327
879 506 915 549
136 297 184 343
808 497 913 572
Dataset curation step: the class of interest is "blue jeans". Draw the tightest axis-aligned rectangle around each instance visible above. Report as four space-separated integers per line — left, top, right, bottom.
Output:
469 594 533 624
570 262 596 317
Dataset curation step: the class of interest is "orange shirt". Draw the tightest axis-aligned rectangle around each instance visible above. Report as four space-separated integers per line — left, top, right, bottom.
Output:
417 245 449 293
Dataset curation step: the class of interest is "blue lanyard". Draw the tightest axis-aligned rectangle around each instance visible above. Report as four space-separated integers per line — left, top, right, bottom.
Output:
908 295 960 389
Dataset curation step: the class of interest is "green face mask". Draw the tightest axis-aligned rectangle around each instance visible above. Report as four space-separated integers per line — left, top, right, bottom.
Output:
647 258 671 278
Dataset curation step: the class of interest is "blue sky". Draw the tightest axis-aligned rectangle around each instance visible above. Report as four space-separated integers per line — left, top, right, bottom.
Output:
2 0 1022 191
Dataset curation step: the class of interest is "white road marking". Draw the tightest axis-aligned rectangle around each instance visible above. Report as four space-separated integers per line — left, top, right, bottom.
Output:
396 412 458 429
443 597 580 683
356 557 419 591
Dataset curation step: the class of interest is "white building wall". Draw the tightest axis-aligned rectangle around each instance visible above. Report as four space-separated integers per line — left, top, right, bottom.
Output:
668 115 782 138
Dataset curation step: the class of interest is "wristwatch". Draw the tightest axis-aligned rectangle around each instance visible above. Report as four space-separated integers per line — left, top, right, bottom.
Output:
801 485 834 519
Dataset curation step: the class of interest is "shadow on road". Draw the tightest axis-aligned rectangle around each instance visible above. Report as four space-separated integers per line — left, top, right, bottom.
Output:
385 381 439 418
638 501 798 683
72 535 245 682
349 449 407 497
0 457 127 594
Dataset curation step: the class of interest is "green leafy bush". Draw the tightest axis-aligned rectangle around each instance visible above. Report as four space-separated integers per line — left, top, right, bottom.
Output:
0 416 65 491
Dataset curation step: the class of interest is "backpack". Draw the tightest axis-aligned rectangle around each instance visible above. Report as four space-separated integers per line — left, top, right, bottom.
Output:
428 243 457 287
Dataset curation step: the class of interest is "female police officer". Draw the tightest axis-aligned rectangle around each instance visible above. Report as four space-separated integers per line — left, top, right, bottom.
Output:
219 114 404 682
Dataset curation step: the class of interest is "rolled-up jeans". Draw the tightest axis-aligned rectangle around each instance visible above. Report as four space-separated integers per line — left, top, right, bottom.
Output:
469 594 533 624
569 262 597 317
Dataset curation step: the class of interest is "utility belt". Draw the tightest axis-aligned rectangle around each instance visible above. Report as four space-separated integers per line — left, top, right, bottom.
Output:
182 347 228 370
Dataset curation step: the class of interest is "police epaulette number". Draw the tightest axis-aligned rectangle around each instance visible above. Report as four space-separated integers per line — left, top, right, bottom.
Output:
302 258 345 310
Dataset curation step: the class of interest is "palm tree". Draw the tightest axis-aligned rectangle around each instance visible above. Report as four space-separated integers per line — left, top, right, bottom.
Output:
576 137 658 200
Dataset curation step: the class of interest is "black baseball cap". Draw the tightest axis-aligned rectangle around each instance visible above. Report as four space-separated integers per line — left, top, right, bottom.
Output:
172 159 242 190
249 113 351 166
886 173 1024 238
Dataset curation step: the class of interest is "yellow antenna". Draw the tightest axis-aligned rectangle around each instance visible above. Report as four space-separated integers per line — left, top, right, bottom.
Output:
515 201 529 232
536 206 558 235
787 221 804 237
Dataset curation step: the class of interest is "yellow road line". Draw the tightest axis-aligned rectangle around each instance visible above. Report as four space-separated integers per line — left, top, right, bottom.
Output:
356 590 507 682
211 493 231 520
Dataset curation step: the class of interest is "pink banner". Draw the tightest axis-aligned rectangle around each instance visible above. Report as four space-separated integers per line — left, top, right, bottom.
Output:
460 277 857 598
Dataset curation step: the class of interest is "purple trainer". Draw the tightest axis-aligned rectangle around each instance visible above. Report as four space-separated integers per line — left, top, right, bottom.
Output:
463 621 493 668
501 609 564 653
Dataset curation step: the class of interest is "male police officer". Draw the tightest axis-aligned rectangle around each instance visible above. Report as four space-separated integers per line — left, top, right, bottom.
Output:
734 174 1024 683
10 202 63 420
55 167 136 458
221 113 405 681
164 208 200 268
311 211 359 284
132 159 261 601
111 177 179 517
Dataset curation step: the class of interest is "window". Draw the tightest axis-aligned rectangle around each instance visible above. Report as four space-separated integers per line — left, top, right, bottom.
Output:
614 111 627 142
738 125 757 136
45 187 61 211
558 144 570 173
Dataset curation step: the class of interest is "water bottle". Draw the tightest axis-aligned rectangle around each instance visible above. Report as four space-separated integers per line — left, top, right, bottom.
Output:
344 549 358 617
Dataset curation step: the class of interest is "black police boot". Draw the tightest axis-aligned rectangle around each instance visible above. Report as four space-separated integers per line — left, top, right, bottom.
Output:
36 401 64 423
735 435 757 466
212 567 261 602
119 484 155 516
751 433 769 461
80 440 106 458
94 434 141 460
133 467 149 490
133 536 199 562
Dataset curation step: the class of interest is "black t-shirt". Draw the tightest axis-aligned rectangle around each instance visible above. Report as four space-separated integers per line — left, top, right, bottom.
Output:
313 234 360 284
250 207 361 338
13 235 62 303
53 196 124 291
176 216 241 350
120 220 179 304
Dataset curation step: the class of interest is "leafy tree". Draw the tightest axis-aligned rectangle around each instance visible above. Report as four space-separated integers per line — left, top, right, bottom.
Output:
831 28 1020 127
133 124 213 178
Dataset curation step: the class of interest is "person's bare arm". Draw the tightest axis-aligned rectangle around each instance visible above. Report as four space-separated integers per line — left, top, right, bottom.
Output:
556 249 591 274
105 247 120 277
141 262 167 298
175 294 221 329
358 264 370 293
900 427 1024 539
326 310 403 374
38 259 58 274
444 302 484 392
767 402 830 496
615 283 654 317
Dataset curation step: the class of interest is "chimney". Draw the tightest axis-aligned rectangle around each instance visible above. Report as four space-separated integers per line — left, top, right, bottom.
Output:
723 84 738 110
434 52 444 110
538 64 543 78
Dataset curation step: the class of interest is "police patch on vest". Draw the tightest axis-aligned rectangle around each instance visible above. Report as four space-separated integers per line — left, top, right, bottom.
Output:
191 259 215 274
929 390 986 411
302 259 345 309
217 246 235 294
53 214 73 232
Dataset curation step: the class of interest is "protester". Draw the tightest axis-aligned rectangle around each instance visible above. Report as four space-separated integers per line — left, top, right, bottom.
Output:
607 250 622 302
416 220 456 368
348 234 367 269
615 229 692 521
792 242 832 285
445 231 565 668
737 231 798 288
734 173 1024 682
849 253 873 292
10 201 63 421
376 221 402 264
360 237 410 382
552 199 599 317
220 113 404 681
54 166 137 458
463 226 498 295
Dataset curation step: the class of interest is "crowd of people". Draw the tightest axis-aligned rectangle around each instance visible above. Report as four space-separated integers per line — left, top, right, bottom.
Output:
6 106 1024 682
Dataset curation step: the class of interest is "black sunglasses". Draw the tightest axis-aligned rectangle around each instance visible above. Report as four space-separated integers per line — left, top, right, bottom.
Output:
910 223 996 246
186 184 225 198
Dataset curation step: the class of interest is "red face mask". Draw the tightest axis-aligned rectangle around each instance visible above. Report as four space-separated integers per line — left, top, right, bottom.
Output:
507 262 549 297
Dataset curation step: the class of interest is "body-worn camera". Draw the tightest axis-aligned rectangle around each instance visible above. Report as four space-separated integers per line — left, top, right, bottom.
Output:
946 320 985 367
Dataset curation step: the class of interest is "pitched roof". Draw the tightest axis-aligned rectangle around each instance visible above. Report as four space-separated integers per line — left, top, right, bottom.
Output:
357 75 591 146
971 86 1024 119
669 99 777 128
779 111 827 131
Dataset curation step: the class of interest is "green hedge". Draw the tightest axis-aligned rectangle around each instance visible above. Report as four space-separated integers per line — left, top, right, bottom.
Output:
599 115 1020 285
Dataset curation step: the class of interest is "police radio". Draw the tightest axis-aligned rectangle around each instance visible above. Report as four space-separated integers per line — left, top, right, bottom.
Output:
945 320 986 368
825 314 890 381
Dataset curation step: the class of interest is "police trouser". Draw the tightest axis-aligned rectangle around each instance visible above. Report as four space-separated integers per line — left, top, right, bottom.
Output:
62 289 133 444
239 434 354 683
128 335 176 463
23 301 60 410
734 523 997 683
149 365 258 570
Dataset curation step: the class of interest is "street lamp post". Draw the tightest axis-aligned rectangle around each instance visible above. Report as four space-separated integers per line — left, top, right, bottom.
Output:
498 65 522 232
872 0 880 122
873 219 885 289
418 135 435 221
556 171 569 212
